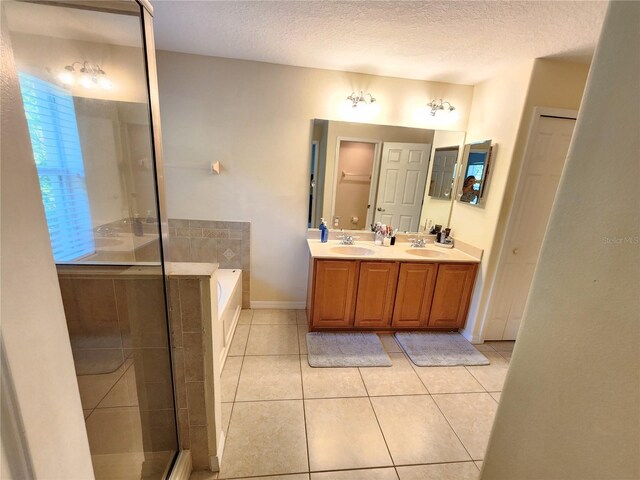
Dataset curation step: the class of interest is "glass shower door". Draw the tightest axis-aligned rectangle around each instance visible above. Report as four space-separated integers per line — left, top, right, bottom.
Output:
4 1 177 478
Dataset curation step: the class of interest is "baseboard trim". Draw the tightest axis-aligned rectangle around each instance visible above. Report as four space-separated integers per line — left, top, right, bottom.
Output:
168 450 192 480
209 430 226 472
459 328 483 344
250 301 306 310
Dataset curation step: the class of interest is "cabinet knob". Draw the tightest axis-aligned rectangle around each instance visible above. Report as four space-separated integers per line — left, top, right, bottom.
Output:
512 248 519 255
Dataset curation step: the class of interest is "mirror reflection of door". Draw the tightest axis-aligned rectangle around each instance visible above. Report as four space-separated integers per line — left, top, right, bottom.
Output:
334 140 377 229
375 142 431 231
429 146 459 199
308 141 319 227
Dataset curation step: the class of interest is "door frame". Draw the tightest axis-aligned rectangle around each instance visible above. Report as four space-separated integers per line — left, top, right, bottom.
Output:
309 140 319 227
480 107 578 341
330 136 382 229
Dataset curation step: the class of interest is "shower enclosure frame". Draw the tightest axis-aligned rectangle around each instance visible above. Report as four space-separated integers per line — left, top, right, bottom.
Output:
14 0 185 477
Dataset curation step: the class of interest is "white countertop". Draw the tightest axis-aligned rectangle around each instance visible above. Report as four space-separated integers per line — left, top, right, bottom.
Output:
307 239 481 263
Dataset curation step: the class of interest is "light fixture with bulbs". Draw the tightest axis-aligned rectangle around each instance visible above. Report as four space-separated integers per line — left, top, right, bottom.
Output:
427 98 455 116
58 61 113 90
347 91 376 108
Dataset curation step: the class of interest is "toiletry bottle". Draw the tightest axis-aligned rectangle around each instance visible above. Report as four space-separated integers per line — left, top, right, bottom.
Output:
133 213 143 237
145 209 154 223
319 218 329 243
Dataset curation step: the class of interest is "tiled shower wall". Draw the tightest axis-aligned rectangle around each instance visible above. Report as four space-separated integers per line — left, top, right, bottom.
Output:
168 219 250 308
57 268 177 461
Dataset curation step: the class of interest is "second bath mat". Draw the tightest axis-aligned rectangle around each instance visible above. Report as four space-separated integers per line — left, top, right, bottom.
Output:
307 332 392 367
395 331 490 366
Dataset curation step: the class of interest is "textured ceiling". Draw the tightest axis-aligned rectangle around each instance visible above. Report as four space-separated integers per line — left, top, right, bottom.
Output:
152 0 607 85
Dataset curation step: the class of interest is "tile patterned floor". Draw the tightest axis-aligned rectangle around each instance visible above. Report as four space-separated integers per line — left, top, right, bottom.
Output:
193 309 514 480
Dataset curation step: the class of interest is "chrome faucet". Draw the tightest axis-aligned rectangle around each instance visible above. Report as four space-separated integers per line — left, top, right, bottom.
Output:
337 234 358 245
409 236 427 248
96 225 118 237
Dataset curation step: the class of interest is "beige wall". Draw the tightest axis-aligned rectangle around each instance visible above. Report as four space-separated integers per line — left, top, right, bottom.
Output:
453 57 590 342
10 29 158 227
450 61 535 340
481 2 640 477
10 31 148 104
334 141 376 229
1 11 94 478
156 52 473 304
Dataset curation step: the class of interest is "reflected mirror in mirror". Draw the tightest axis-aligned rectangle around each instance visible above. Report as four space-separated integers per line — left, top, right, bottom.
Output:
428 146 460 200
309 119 465 233
456 140 494 206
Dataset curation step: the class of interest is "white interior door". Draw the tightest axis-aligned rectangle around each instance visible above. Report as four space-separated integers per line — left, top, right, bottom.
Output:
374 142 431 231
429 148 458 198
486 115 576 340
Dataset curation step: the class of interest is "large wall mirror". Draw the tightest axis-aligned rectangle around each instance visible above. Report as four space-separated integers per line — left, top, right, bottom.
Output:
309 119 465 233
456 140 495 207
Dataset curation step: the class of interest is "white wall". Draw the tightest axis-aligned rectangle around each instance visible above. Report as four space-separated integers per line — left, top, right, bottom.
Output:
156 52 473 303
0 10 95 478
481 2 640 477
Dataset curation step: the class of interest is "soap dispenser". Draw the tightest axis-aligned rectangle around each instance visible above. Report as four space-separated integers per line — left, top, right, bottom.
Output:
319 218 329 243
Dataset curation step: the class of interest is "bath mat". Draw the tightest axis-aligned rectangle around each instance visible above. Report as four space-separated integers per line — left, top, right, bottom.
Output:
394 332 489 367
307 332 392 367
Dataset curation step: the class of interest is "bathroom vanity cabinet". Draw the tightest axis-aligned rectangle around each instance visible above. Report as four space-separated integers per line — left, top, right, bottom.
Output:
308 259 477 331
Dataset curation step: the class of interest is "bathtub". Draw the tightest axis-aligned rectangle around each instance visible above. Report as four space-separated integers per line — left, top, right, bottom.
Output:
217 268 242 368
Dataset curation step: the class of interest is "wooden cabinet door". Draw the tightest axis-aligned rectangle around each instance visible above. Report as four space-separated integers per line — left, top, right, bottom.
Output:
354 262 399 328
392 263 437 328
311 260 358 328
428 264 477 329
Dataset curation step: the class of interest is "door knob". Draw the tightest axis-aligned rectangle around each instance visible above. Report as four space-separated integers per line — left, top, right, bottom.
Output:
512 248 519 255
377 207 386 212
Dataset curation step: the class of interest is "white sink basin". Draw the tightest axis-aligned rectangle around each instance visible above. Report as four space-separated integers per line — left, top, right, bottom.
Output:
330 245 375 256
406 248 450 259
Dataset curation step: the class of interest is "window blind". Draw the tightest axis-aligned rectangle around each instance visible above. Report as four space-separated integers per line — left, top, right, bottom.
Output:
18 73 94 262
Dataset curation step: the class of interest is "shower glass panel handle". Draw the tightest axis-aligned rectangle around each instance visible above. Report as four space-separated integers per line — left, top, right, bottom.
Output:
4 0 178 478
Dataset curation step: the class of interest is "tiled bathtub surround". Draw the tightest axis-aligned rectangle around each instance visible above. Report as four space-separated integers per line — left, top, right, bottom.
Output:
168 219 250 307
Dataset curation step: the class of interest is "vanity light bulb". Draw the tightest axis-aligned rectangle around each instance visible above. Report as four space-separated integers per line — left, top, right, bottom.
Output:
58 70 75 86
98 76 113 90
79 74 95 89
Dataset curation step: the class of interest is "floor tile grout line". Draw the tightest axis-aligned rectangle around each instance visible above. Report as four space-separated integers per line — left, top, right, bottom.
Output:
463 358 494 394
229 311 252 404
430 393 477 463
356 365 396 467
408 354 432 395
227 390 500 404
85 360 135 421
296 317 312 474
